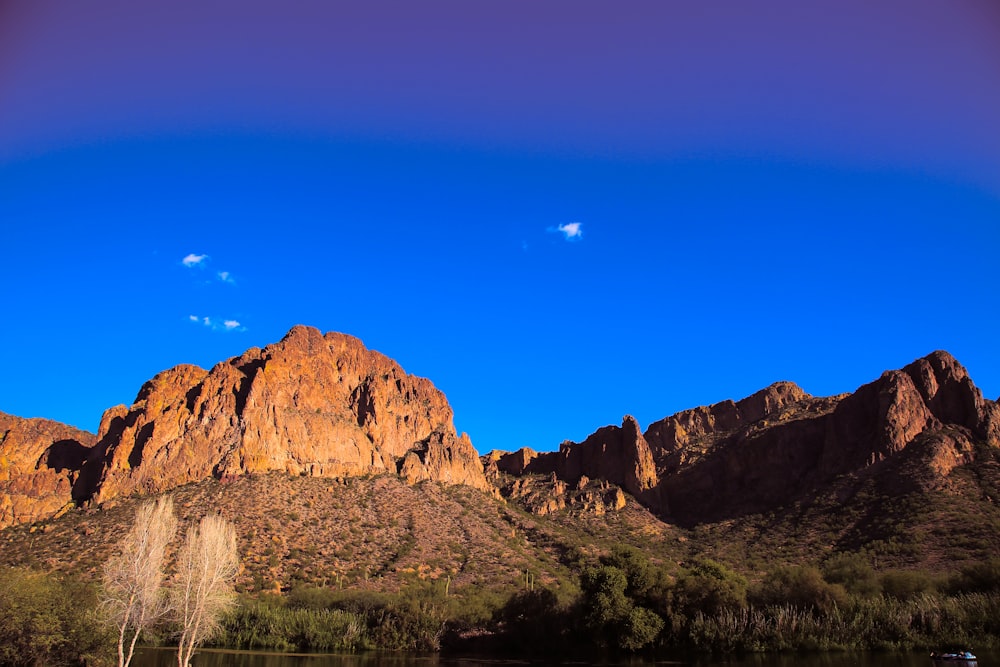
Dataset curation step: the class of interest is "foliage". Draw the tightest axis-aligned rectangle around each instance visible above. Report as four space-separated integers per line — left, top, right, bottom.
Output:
576 548 672 653
880 569 937 600
822 552 880 598
949 558 1000 593
673 558 748 617
752 565 849 613
220 597 366 652
492 588 568 653
0 567 112 667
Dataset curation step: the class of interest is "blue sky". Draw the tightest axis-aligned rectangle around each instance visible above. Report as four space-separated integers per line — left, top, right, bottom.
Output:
1 1 998 453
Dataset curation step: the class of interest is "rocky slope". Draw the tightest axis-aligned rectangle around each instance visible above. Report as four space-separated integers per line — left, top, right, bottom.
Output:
3 343 1000 584
0 326 486 529
489 351 1000 526
2 335 998 574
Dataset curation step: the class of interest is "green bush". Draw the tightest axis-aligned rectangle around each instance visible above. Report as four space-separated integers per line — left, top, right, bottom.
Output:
753 565 849 613
823 552 881 597
881 570 936 600
673 559 747 617
950 558 1000 593
0 567 112 667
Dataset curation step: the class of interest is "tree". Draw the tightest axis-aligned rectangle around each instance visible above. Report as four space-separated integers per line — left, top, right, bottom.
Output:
753 565 848 613
1 567 112 667
823 552 880 598
101 496 177 667
579 564 664 652
172 514 239 667
673 559 747 617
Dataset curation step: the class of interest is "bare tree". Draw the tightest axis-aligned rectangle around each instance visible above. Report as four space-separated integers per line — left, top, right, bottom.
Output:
101 496 178 667
172 514 239 667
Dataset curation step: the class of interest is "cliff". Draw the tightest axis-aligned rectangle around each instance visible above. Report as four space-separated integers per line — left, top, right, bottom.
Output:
0 412 96 529
88 325 488 502
0 326 487 529
489 351 999 525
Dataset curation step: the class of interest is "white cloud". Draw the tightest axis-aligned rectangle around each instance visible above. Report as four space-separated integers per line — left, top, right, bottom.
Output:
188 314 246 332
217 271 235 284
557 222 583 240
547 222 583 241
182 253 208 267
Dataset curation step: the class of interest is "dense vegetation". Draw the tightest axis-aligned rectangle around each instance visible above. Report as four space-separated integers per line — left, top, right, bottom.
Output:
208 549 1000 657
3 470 1000 664
0 567 112 667
2 550 999 665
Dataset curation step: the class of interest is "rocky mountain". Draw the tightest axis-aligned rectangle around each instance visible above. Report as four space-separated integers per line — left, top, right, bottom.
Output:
0 413 96 529
2 330 998 581
490 350 1000 527
0 325 486 529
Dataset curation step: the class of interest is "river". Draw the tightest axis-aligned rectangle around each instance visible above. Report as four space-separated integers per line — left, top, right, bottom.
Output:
132 648 994 667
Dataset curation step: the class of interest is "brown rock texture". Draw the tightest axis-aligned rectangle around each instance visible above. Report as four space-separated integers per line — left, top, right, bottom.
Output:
0 412 96 529
496 351 998 525
657 352 997 522
0 326 488 529
498 416 656 501
87 326 488 500
85 325 488 503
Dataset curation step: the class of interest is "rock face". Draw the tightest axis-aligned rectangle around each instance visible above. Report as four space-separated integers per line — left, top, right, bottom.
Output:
0 412 96 529
0 326 488 528
3 341 997 532
87 326 488 503
490 351 999 525
494 416 657 502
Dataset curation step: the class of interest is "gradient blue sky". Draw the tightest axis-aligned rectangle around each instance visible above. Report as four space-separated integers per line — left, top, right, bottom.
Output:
2 1 998 453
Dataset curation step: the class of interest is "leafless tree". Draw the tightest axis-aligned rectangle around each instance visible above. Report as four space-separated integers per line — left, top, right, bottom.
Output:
101 496 178 667
172 514 239 667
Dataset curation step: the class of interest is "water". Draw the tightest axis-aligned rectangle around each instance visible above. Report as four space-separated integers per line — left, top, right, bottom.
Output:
132 648 995 667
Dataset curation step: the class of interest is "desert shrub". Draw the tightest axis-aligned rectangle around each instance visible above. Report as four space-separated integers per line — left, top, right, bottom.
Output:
493 588 570 654
0 567 112 667
673 559 747 617
949 558 1000 593
752 565 849 613
578 564 665 651
287 585 341 610
602 545 672 614
823 552 881 597
881 570 936 600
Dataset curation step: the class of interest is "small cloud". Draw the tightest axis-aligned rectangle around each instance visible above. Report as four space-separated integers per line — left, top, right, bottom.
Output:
557 222 583 240
182 253 208 267
188 315 246 332
547 222 583 241
217 271 235 284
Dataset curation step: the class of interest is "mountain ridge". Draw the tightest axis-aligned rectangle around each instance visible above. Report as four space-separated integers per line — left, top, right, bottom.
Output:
2 328 997 552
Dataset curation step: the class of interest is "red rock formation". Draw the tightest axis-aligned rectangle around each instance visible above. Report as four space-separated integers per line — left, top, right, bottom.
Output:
512 351 998 525
644 381 810 463
554 415 657 500
87 325 487 503
0 412 96 529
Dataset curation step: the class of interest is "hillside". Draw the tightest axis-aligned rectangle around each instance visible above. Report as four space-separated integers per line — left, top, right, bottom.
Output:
2 326 999 589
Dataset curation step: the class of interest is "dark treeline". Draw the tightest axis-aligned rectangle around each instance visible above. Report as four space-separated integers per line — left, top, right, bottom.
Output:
4 552 1000 665
216 550 1000 657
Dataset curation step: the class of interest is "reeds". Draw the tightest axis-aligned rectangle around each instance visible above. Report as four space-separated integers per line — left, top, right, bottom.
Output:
679 593 1000 652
